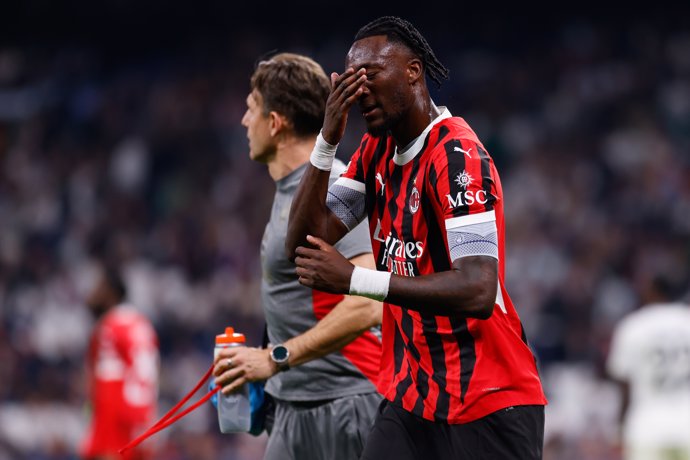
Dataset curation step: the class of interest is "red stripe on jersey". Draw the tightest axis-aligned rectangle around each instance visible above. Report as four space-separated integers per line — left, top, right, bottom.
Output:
402 369 420 411
378 303 397 395
311 290 381 386
385 303 417 407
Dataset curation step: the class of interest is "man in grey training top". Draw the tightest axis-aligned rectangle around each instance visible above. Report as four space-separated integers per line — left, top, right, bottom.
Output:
213 53 383 460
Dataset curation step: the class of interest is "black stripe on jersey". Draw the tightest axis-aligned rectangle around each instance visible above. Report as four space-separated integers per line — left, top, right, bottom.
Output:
367 136 392 271
386 146 403 221
355 137 368 183
401 151 423 275
393 316 406 377
434 125 451 147
421 314 449 420
424 164 452 273
519 321 542 371
477 145 497 212
390 312 414 411
449 315 476 405
348 136 368 194
392 369 414 408
364 136 386 223
520 321 528 345
395 312 420 406
411 378 426 417
443 140 469 218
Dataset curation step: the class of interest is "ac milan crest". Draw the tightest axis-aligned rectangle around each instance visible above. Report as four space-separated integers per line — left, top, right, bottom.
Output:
409 187 420 214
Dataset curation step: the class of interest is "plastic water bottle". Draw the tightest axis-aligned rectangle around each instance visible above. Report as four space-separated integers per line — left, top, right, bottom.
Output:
214 327 251 433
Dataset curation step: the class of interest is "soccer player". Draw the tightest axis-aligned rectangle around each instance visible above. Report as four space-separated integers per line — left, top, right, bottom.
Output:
213 53 382 460
606 275 690 460
285 17 547 459
81 265 159 460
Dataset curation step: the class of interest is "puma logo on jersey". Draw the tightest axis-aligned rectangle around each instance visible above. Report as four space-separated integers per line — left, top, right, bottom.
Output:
454 146 472 157
375 172 385 195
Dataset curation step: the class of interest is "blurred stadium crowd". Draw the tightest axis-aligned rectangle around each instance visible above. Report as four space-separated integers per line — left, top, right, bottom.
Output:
1 7 689 460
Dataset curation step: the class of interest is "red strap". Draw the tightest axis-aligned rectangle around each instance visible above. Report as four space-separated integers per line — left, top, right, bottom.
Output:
119 363 221 454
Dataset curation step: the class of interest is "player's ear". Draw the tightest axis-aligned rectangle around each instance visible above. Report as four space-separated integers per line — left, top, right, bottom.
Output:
407 58 423 85
268 111 286 137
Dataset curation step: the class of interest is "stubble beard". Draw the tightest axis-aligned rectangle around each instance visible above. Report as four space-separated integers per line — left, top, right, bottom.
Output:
366 110 402 137
366 92 408 137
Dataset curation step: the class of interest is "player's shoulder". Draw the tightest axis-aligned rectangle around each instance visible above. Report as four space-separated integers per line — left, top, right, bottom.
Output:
103 305 151 329
639 303 690 324
436 116 480 141
357 132 392 157
429 116 488 159
616 303 690 335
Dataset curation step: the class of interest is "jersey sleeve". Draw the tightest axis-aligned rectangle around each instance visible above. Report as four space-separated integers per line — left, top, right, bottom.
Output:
429 138 500 261
334 218 372 260
326 138 368 231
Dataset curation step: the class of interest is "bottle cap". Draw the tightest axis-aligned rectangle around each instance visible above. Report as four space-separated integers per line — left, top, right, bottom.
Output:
215 327 246 345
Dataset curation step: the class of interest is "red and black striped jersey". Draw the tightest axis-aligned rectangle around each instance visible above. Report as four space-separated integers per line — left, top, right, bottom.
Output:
335 111 547 423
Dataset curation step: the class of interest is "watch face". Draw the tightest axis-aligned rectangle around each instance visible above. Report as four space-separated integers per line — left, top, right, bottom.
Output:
272 345 289 362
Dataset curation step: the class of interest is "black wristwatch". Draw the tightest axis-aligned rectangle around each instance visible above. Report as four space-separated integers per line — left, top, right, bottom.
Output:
270 344 290 372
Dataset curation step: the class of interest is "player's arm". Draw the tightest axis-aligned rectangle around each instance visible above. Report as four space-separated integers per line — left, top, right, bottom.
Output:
285 67 367 260
285 158 350 256
213 253 381 395
284 252 381 366
388 208 499 317
387 257 496 318
296 236 496 318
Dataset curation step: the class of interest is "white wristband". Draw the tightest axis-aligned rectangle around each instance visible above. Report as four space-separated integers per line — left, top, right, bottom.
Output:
349 266 391 301
310 131 338 171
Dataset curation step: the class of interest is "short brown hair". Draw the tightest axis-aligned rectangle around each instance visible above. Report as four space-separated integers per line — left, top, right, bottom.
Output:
250 53 330 138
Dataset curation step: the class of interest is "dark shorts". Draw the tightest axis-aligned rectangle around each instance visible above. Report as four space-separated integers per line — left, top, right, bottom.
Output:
360 400 544 460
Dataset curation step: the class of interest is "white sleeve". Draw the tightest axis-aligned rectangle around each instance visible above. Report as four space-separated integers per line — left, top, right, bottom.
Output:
445 210 498 262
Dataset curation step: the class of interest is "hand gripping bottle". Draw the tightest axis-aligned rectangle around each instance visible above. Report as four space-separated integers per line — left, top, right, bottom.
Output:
214 327 251 433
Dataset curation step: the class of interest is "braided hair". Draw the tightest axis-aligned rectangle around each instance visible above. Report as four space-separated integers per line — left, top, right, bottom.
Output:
354 16 450 88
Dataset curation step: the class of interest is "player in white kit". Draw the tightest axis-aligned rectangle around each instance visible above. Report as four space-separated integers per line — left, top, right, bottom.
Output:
607 275 690 460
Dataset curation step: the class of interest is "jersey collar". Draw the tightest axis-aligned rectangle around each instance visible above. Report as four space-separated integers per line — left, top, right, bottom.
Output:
393 106 452 166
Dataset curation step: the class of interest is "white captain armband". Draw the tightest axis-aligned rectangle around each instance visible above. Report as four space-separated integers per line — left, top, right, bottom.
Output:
445 211 499 262
349 266 391 301
309 131 338 171
326 177 367 231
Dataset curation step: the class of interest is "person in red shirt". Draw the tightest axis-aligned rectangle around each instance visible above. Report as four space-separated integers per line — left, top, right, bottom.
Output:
286 16 547 459
81 265 159 460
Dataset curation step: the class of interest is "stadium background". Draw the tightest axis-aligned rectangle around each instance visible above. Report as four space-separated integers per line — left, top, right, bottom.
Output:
1 2 689 459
